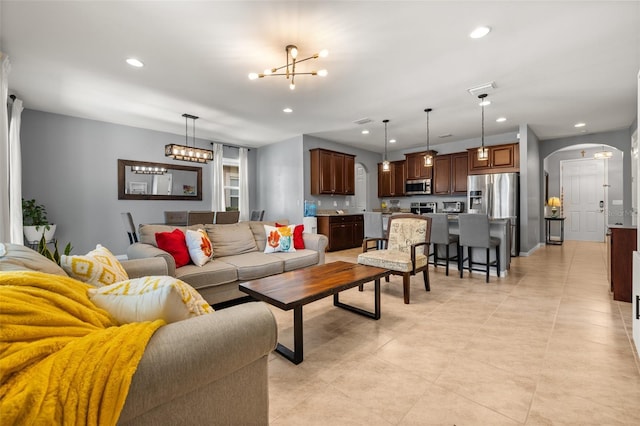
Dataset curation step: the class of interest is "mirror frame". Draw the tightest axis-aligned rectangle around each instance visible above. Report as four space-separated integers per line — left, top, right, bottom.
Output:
118 159 203 201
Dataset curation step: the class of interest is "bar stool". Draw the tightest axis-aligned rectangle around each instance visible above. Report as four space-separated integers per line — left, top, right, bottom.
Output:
458 213 500 283
425 213 458 276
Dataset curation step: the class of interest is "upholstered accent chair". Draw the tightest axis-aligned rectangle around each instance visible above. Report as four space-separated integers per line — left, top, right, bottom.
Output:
425 213 459 276
357 214 432 304
457 213 500 283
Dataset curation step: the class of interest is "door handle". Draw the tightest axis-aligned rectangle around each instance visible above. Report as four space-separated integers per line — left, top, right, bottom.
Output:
637 295 640 320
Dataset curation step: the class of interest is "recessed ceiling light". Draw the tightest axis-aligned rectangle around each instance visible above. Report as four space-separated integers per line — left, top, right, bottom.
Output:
496 117 507 122
126 58 144 68
389 139 396 144
574 122 586 128
283 108 293 113
361 129 369 135
470 26 491 39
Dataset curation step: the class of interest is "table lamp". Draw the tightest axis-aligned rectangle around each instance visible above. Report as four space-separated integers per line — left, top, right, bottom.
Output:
548 197 561 217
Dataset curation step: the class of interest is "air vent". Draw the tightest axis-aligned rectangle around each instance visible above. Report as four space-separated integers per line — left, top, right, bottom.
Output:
467 81 496 96
353 117 372 125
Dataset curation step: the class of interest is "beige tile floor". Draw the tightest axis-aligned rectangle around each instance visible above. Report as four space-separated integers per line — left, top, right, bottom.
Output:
266 241 640 425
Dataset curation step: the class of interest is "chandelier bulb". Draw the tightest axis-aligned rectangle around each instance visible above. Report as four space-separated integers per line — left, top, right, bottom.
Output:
289 83 295 90
248 73 259 80
319 49 329 58
318 69 328 77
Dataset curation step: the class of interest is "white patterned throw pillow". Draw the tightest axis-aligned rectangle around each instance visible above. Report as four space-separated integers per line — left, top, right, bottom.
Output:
61 244 129 287
87 275 213 324
263 224 296 253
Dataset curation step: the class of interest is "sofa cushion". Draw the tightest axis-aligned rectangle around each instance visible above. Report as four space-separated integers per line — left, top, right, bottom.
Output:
270 249 319 271
185 229 213 266
0 243 68 276
61 244 129 287
249 220 285 251
156 229 191 268
88 275 213 324
175 259 238 290
217 252 284 281
205 222 257 258
264 224 296 253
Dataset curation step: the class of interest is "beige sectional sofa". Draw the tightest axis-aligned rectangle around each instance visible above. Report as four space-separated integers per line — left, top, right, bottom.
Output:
0 242 278 425
127 220 329 305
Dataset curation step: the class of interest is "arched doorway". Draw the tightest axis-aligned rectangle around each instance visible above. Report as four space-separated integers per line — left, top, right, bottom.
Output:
354 162 368 212
544 143 623 242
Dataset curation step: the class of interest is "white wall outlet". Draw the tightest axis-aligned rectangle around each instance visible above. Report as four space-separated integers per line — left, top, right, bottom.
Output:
317 200 321 206
333 201 338 207
345 200 350 206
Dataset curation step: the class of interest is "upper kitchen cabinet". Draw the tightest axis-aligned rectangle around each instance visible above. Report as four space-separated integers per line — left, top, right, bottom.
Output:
433 152 468 195
405 151 433 180
468 142 520 175
378 160 406 198
310 148 356 195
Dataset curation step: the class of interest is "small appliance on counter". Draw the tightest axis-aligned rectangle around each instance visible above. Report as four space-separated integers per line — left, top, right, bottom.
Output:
442 201 464 213
410 202 437 215
388 199 401 212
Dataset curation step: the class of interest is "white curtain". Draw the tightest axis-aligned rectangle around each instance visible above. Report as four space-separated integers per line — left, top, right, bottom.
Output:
211 143 225 211
8 97 23 243
0 53 19 243
239 147 249 221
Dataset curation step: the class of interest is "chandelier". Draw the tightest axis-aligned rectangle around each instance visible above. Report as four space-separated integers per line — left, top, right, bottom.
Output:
165 114 213 163
477 94 489 161
248 44 328 90
594 145 613 159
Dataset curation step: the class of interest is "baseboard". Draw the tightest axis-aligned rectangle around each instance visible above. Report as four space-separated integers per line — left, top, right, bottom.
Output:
519 243 544 257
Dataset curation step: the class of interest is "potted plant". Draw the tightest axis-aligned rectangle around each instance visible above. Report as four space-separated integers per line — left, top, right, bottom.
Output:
22 198 56 243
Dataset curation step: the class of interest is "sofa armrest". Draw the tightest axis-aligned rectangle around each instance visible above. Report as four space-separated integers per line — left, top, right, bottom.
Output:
120 257 169 278
302 233 328 264
126 243 176 276
119 302 277 423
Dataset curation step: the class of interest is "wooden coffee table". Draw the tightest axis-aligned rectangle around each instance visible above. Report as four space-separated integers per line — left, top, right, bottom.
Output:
239 261 390 364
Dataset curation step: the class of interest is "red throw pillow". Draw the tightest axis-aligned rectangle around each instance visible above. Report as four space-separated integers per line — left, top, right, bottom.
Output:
276 223 305 249
155 229 190 267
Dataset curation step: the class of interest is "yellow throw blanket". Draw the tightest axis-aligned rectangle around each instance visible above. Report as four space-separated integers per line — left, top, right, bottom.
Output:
0 271 165 425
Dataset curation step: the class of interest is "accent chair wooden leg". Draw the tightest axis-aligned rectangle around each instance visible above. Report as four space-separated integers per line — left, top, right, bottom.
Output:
403 273 410 304
358 284 364 291
433 244 439 269
423 269 430 292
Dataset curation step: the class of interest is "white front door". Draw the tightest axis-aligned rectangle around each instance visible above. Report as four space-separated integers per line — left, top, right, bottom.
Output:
561 158 606 242
354 163 367 212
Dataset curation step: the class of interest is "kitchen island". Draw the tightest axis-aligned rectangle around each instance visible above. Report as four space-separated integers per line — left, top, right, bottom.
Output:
316 213 364 251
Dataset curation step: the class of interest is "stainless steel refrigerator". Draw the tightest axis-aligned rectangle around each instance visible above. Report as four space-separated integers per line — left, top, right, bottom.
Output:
467 173 519 256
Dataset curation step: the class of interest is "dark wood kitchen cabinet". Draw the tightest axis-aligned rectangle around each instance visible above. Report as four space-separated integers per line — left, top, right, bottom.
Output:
608 226 637 303
405 151 433 180
310 148 356 195
433 152 468 195
468 142 519 175
317 214 365 251
378 161 406 198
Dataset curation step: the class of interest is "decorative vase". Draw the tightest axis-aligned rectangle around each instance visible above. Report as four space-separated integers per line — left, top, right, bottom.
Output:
551 207 558 218
23 224 56 244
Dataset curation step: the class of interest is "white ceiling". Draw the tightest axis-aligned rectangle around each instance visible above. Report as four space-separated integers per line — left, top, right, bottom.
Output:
1 1 639 153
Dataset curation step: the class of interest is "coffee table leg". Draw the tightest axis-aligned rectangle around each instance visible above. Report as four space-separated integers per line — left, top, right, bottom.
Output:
275 306 304 364
333 278 381 320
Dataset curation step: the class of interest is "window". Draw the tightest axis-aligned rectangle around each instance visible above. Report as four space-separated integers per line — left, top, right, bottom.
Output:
223 160 239 211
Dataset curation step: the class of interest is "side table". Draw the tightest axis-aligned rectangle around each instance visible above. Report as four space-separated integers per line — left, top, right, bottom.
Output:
545 217 565 245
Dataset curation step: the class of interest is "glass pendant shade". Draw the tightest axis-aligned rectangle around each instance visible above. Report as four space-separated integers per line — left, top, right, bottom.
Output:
424 154 433 167
477 147 489 160
477 94 489 161
382 160 390 171
382 119 390 172
424 108 434 167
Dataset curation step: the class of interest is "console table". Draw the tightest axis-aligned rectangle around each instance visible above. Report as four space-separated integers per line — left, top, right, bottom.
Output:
545 217 565 245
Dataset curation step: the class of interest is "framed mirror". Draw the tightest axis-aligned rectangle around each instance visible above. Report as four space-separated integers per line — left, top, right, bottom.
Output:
118 159 203 200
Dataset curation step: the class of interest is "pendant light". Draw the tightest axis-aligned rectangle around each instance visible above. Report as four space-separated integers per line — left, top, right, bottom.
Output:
165 114 214 163
423 108 435 167
594 145 613 159
382 119 390 172
477 94 489 161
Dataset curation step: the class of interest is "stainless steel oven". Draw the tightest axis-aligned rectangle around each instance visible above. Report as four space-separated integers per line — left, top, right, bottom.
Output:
405 179 431 195
410 202 437 215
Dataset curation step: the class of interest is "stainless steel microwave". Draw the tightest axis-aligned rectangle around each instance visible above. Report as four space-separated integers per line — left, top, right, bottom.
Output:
405 179 431 195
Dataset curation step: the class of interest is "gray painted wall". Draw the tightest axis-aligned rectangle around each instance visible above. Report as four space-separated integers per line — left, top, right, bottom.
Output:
540 128 633 227
20 109 256 255
520 124 541 254
256 135 304 225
